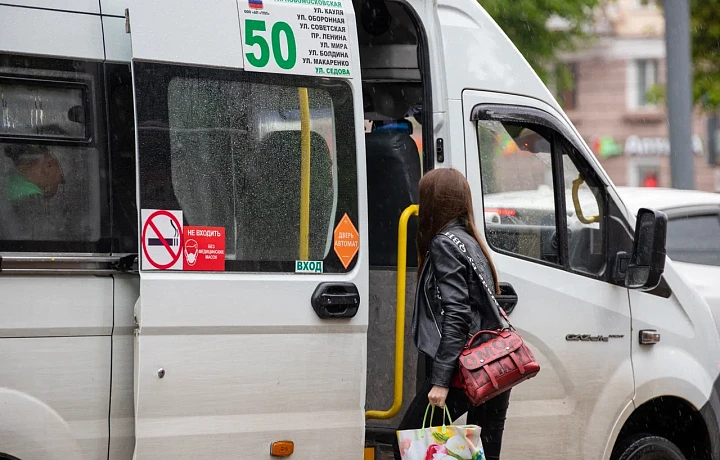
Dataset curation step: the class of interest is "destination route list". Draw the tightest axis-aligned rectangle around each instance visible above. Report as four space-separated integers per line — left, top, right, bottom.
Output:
297 7 352 76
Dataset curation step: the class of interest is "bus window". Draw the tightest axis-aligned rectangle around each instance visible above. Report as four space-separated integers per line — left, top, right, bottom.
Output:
0 54 110 252
133 62 358 272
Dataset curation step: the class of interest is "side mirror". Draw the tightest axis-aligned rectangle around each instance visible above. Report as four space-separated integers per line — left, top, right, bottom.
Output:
626 208 667 290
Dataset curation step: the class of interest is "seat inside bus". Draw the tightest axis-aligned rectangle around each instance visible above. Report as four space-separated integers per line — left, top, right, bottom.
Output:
365 127 420 267
237 130 334 261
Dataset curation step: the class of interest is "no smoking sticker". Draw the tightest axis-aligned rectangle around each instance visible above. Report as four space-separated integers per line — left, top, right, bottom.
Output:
184 226 226 271
141 209 184 270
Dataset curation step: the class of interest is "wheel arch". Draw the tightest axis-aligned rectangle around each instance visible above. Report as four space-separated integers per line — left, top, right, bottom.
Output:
610 395 711 460
0 388 86 460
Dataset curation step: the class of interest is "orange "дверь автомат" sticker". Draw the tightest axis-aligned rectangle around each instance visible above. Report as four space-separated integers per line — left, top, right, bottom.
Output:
333 213 359 269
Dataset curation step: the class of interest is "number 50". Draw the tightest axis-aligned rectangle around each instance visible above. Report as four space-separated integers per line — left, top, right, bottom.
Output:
244 19 297 70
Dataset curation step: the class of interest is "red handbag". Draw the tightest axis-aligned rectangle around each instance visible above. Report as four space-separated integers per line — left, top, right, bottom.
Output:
458 328 540 405
442 231 541 405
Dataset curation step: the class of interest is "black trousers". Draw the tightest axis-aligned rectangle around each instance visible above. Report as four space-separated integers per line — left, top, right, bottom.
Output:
392 378 511 460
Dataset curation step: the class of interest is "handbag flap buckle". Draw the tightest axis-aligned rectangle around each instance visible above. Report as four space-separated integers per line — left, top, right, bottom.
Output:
459 331 524 371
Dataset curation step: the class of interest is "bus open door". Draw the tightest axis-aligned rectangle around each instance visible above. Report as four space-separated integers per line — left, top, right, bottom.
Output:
127 1 368 457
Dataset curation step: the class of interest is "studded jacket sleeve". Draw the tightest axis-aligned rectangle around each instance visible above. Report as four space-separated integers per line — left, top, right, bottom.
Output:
428 235 472 388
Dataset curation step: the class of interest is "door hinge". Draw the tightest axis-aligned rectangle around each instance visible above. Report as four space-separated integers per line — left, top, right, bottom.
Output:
125 8 131 34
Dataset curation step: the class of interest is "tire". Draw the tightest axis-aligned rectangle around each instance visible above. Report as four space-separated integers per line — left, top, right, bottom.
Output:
615 435 686 460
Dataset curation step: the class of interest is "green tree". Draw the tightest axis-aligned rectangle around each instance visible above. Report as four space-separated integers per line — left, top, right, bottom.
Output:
479 0 601 84
691 0 720 111
640 0 720 112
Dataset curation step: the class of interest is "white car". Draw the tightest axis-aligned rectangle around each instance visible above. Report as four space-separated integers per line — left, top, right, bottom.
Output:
616 186 720 324
484 185 720 329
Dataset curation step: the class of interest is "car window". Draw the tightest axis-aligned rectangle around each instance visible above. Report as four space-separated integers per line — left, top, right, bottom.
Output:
560 144 605 276
666 214 720 266
478 120 559 265
477 116 607 277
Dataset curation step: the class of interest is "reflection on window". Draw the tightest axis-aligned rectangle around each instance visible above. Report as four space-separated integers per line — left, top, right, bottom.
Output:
478 120 559 264
0 81 87 140
667 215 720 266
165 77 338 263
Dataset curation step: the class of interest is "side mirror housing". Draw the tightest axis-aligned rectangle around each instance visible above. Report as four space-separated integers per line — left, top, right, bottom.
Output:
626 208 668 290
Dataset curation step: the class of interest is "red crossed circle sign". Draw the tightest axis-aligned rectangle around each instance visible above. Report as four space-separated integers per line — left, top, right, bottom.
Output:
141 210 183 270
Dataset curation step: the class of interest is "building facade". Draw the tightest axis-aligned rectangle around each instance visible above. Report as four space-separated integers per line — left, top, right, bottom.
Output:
557 0 719 191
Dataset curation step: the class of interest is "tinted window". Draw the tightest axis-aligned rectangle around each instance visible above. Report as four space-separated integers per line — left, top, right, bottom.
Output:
0 54 110 252
133 62 358 272
667 214 720 266
106 63 138 254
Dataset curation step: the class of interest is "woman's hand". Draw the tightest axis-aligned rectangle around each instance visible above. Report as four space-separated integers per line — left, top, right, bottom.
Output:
428 385 449 407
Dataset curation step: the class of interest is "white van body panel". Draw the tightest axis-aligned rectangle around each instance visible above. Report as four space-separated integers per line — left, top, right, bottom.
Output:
445 99 467 170
629 259 720 409
1 0 100 14
126 0 244 69
101 0 127 17
103 16 132 63
0 388 87 460
111 276 140 460
0 276 112 337
133 277 367 457
436 0 557 106
0 5 104 60
0 275 112 460
0 337 110 460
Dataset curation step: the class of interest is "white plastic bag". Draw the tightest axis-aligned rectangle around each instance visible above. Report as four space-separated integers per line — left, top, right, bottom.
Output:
396 405 485 460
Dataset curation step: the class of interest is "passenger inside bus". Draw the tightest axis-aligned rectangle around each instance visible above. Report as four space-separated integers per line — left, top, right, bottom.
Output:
4 143 65 202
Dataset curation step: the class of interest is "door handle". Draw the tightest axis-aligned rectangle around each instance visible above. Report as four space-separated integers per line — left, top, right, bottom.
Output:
497 282 519 315
311 282 360 319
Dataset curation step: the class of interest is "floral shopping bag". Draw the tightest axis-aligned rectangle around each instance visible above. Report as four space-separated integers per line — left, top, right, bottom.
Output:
396 405 485 460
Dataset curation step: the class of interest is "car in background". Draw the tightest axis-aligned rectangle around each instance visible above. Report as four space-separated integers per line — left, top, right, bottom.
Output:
616 186 720 321
483 184 720 330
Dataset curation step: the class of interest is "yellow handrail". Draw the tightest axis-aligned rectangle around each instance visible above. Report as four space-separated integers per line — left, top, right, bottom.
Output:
366 204 419 420
572 175 599 225
298 87 311 260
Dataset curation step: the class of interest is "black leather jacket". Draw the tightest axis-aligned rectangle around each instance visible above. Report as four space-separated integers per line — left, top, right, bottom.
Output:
411 223 505 388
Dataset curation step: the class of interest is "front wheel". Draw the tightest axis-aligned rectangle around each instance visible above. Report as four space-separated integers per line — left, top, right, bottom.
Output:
615 435 685 460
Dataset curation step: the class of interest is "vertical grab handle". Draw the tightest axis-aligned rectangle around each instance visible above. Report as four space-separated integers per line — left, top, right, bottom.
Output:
366 204 419 420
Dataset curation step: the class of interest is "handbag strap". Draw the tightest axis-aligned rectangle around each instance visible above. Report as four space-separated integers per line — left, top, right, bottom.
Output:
441 231 511 329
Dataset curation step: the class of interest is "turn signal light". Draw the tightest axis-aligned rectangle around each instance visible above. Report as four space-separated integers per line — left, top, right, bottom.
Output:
270 441 294 457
